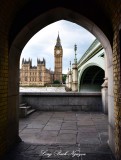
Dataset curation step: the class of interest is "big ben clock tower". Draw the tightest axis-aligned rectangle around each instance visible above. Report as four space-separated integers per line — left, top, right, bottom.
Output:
54 33 63 83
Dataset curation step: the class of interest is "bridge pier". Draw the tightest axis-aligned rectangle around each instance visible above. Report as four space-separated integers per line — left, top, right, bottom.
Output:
68 70 72 90
72 63 78 92
101 77 108 114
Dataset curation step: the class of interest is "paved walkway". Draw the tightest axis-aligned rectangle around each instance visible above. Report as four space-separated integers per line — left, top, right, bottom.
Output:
4 111 116 160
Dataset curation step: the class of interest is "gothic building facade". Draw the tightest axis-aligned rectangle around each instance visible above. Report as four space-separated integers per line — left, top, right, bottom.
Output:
20 58 54 86
20 34 63 86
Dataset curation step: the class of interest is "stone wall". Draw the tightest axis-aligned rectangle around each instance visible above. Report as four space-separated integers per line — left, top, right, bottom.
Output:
20 92 102 112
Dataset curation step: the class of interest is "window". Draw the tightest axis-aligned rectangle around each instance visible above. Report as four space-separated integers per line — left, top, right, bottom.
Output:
25 77 27 81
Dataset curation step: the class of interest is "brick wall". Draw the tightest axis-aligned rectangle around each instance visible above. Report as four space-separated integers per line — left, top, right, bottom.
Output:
97 1 121 159
0 0 28 158
112 2 121 159
0 1 9 156
0 38 8 157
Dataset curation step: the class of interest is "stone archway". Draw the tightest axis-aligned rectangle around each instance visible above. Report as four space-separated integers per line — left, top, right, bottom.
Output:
8 7 114 154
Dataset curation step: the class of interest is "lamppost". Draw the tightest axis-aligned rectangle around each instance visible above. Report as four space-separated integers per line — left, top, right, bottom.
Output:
70 61 71 71
71 44 78 92
74 44 77 64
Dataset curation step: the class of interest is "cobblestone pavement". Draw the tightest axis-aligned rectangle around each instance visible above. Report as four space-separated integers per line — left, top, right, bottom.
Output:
4 111 116 160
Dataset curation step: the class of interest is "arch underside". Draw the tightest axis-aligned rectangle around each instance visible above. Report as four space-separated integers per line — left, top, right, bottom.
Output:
79 65 104 93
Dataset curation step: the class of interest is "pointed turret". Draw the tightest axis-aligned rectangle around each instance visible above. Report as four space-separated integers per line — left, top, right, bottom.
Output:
30 59 32 67
70 61 71 71
55 32 62 47
37 58 40 64
74 44 77 64
43 58 46 65
22 58 24 64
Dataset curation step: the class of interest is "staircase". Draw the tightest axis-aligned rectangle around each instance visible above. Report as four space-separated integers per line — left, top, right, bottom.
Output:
19 103 36 118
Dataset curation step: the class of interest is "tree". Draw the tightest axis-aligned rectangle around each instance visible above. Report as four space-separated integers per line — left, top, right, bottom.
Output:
62 74 67 84
53 80 60 84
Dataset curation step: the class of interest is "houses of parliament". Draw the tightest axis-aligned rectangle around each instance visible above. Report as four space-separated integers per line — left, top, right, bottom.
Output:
20 34 63 86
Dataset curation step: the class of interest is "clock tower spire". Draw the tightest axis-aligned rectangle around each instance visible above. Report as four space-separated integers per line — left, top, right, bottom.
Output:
55 32 62 47
54 33 63 83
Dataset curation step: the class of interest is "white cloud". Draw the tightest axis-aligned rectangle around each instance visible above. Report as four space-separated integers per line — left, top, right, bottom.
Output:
20 20 95 74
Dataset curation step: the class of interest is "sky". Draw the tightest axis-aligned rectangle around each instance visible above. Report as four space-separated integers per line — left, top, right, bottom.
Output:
20 20 96 74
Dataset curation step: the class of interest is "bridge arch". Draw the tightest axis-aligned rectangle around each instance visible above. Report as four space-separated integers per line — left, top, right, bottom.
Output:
78 62 104 91
79 65 104 93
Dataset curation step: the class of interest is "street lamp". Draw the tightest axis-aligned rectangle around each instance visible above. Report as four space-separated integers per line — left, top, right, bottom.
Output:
74 44 77 63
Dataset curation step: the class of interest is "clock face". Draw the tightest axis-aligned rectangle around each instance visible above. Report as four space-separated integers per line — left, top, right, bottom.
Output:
56 50 61 54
